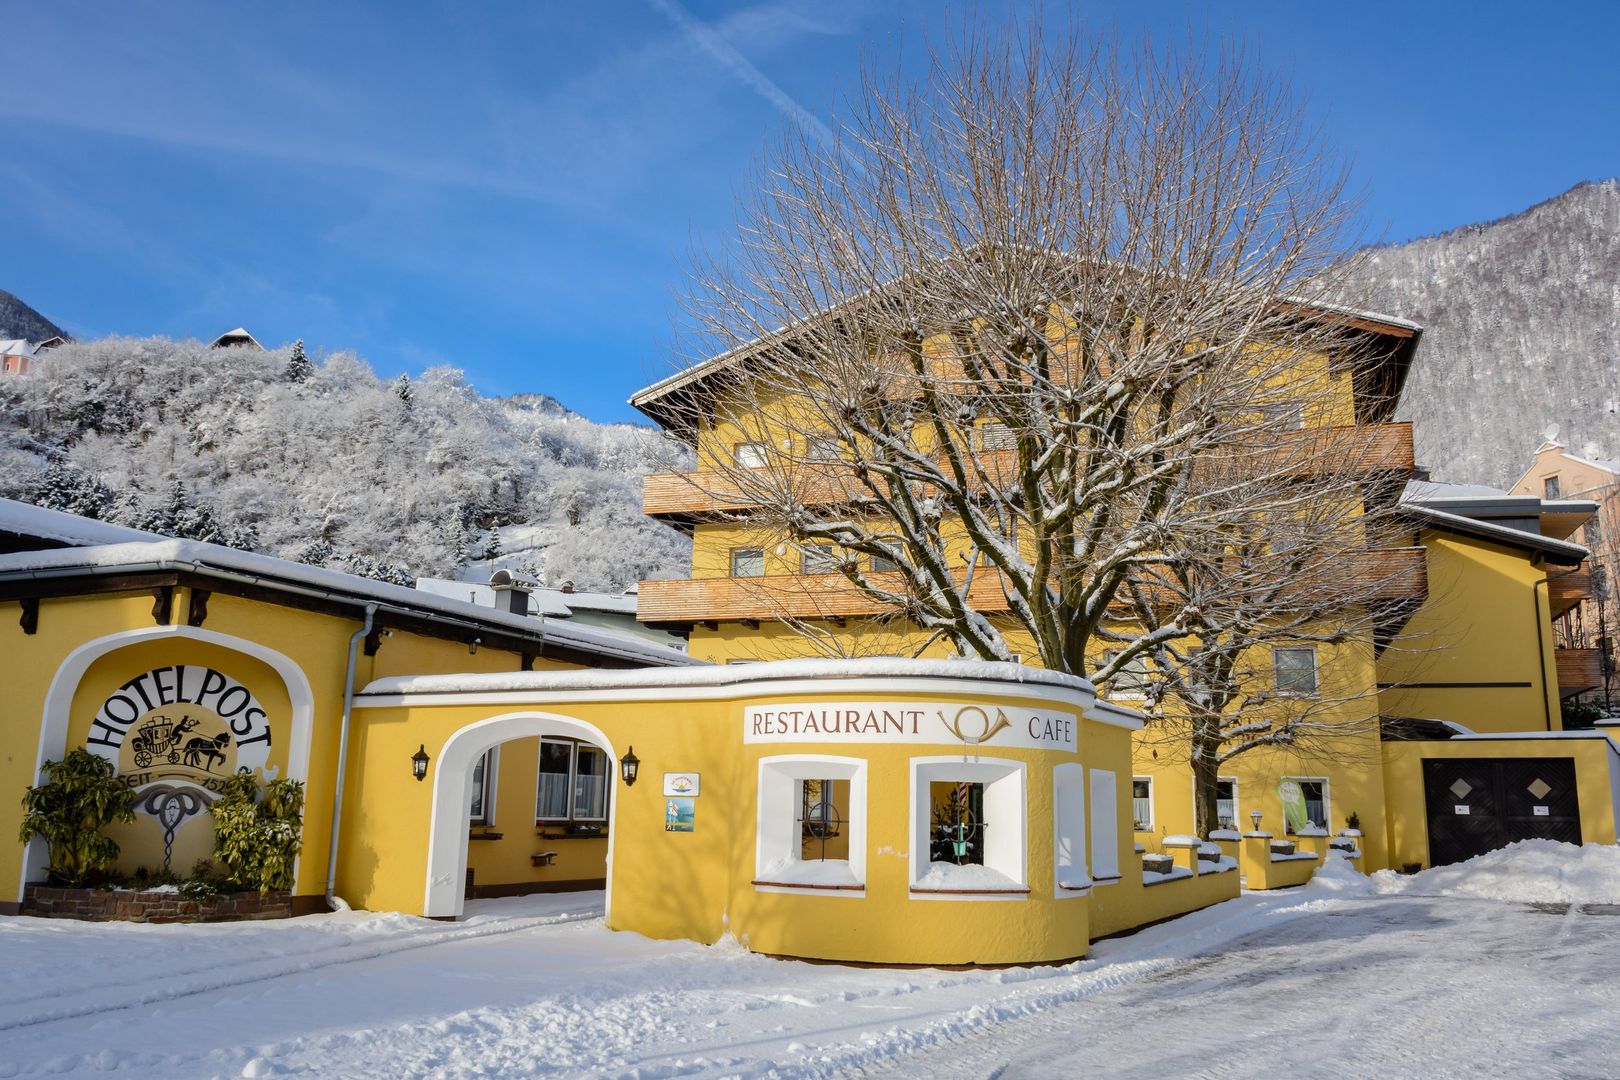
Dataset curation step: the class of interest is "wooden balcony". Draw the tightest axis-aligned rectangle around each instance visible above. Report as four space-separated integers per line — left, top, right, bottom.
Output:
1556 647 1604 697
642 423 1415 524
1548 565 1594 617
636 547 1427 627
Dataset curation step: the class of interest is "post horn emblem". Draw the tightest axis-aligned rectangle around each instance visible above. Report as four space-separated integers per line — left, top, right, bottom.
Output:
940 705 1012 745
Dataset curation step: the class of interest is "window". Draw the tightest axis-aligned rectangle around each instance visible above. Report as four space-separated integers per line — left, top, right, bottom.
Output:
978 422 1017 450
734 442 769 468
1258 402 1305 430
1131 777 1154 831
1273 646 1319 696
1544 475 1562 500
1053 763 1087 895
1216 777 1238 830
730 547 765 578
1281 777 1328 835
910 757 1027 895
1088 769 1120 882
536 738 609 824
468 747 498 827
870 551 901 573
805 436 843 463
1104 650 1150 700
801 544 838 575
755 755 866 892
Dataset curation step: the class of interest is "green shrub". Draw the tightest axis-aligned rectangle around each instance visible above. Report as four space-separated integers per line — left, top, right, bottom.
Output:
209 772 305 892
18 749 137 886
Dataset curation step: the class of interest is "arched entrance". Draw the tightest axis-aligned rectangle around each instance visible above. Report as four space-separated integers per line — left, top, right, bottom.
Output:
423 711 618 919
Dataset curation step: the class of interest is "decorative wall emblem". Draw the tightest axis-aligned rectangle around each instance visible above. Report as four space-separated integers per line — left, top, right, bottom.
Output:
85 666 273 799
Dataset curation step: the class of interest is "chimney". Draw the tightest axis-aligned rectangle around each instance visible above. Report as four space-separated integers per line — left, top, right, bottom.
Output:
489 570 531 617
560 580 575 595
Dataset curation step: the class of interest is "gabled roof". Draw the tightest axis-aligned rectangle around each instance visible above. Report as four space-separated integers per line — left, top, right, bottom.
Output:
1403 502 1591 566
0 500 696 669
210 327 264 350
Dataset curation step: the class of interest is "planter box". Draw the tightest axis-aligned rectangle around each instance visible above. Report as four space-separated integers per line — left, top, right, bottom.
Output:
1141 853 1175 875
21 885 291 923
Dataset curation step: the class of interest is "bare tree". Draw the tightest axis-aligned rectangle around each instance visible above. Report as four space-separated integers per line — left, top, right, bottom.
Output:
655 16 1416 824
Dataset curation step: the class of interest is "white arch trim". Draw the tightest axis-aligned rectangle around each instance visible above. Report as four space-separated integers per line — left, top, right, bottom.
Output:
424 711 618 920
19 624 316 903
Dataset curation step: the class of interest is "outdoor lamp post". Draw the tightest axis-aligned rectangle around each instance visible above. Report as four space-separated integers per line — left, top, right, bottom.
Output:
619 746 640 787
411 744 430 782
1250 809 1263 833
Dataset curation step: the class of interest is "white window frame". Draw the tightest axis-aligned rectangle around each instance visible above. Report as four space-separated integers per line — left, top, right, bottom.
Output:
1216 776 1239 831
1103 650 1150 701
734 441 769 468
800 544 838 575
1273 646 1319 698
909 756 1027 899
1131 775 1155 832
1281 775 1331 836
1088 769 1120 884
1053 763 1088 897
468 746 499 828
535 737 610 826
730 547 766 578
870 551 901 574
754 755 867 896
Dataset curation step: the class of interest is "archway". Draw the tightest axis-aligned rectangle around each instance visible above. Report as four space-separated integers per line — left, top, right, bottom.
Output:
423 711 618 919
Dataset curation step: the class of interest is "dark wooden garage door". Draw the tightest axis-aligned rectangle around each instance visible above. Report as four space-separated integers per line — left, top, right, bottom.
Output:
1422 757 1581 868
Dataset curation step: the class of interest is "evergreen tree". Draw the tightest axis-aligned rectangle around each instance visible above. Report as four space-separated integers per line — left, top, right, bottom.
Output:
284 339 314 383
483 528 503 567
395 374 414 412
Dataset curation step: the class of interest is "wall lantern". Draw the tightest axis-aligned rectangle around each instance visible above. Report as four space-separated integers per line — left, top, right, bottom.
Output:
619 746 640 787
412 744 430 782
1249 809 1263 833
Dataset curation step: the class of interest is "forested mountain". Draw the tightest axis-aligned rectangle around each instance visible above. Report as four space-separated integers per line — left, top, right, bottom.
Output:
1344 179 1620 487
0 337 691 589
0 287 67 342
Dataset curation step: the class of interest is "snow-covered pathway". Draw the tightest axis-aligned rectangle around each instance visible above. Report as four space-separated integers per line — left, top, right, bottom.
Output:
7 844 1620 1079
856 894 1620 1079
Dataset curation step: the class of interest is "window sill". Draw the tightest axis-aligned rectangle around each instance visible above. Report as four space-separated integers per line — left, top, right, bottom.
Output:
908 886 1031 896
467 830 504 841
535 829 608 841
751 879 865 892
1090 874 1122 887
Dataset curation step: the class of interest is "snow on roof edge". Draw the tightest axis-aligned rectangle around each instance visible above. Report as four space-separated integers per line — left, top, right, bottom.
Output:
0 536 696 668
360 656 1098 701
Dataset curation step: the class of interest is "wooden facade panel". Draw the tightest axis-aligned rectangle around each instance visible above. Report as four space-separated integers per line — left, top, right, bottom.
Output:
1556 647 1603 693
637 546 1427 624
642 423 1416 519
1548 566 1594 616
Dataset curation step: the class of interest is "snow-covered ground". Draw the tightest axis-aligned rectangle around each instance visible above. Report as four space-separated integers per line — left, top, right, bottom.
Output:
4 842 1620 1078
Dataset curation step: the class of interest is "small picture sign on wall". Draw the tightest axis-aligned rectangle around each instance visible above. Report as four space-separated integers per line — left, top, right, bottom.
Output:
663 772 700 797
665 797 696 832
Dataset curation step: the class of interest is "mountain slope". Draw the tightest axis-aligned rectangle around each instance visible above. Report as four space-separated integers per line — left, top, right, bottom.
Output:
0 287 67 342
1345 180 1620 487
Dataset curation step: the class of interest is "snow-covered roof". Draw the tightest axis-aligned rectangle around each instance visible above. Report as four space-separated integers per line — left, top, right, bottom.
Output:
1405 479 1515 501
1403 503 1590 565
0 339 47 358
210 327 264 350
414 576 574 618
0 531 697 669
358 656 1136 726
540 589 639 615
0 498 168 548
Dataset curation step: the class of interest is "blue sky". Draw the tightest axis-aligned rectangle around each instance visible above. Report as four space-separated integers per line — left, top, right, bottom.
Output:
2 1 1616 423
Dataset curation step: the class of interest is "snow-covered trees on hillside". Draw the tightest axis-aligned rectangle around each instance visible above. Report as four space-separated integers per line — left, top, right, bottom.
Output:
0 336 691 589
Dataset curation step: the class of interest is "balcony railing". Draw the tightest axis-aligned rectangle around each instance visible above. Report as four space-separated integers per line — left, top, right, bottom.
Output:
642 422 1415 522
1548 566 1594 616
637 546 1427 626
1556 647 1604 696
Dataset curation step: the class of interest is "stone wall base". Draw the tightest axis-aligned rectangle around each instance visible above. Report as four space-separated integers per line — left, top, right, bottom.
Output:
21 885 292 923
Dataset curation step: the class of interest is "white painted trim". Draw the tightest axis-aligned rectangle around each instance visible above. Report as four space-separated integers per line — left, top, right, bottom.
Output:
908 755 1027 901
1088 769 1120 883
423 712 616 919
19 625 314 905
1053 762 1088 898
754 754 868 895
357 675 1137 730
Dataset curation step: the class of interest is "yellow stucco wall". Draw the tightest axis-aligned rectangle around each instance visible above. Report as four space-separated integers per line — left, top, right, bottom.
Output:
1377 530 1561 734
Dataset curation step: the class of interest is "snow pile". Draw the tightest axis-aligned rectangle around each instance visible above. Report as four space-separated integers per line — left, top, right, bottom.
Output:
1376 840 1620 904
914 861 1023 891
757 857 862 888
1302 852 1377 897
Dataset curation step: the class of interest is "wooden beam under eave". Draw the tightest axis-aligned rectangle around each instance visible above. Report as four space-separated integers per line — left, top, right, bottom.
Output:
151 585 174 625
187 588 211 627
18 597 38 635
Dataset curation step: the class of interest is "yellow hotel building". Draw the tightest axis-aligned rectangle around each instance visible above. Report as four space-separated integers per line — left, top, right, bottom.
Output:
629 302 1620 876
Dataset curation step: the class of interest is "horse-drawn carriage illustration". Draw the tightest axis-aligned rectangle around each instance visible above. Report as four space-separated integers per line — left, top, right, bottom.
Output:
130 715 199 768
